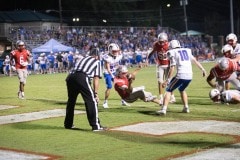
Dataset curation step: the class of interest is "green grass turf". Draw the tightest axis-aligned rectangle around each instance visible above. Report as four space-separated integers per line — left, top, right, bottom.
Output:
0 62 240 160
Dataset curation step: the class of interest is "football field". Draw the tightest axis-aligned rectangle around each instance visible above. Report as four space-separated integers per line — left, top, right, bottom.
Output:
0 62 240 160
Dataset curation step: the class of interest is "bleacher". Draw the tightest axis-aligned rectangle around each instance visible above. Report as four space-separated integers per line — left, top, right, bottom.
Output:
0 10 211 61
6 25 181 51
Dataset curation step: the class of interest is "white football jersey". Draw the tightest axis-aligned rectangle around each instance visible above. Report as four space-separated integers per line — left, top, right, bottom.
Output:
38 56 47 64
221 90 240 103
168 48 194 79
102 53 122 74
4 58 10 65
233 43 240 54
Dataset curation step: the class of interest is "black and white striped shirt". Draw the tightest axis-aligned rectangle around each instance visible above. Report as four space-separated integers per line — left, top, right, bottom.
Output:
74 56 102 78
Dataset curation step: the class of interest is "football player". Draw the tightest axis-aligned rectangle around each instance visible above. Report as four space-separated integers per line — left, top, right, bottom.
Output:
114 65 160 105
221 44 240 89
157 40 206 115
206 57 240 92
209 88 240 104
226 33 240 55
146 32 175 104
10 40 32 99
102 43 130 108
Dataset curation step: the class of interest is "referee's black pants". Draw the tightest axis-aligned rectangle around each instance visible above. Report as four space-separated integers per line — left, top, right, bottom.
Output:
64 72 101 130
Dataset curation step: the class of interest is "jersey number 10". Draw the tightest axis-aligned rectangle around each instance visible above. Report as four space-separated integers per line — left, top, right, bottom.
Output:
178 50 189 61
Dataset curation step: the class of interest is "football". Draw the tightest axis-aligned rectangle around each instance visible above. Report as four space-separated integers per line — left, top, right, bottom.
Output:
127 73 135 80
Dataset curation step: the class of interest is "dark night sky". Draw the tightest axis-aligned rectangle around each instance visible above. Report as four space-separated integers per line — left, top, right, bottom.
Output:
0 0 239 35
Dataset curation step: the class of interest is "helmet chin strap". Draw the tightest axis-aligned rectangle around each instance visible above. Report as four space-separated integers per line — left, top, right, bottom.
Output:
110 53 118 59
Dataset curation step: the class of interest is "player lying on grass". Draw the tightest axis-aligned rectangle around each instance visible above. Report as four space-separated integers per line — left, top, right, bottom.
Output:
114 65 160 105
209 88 240 104
206 57 240 92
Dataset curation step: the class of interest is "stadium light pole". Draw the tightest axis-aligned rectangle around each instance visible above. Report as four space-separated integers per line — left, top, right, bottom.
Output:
58 0 63 29
45 0 63 29
230 0 234 33
159 5 163 27
180 0 188 37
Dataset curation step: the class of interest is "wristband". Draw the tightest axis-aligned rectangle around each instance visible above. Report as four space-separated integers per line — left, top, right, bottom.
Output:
167 78 171 83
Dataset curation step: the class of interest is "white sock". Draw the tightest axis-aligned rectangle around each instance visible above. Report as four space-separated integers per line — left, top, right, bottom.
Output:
21 92 25 97
162 105 167 110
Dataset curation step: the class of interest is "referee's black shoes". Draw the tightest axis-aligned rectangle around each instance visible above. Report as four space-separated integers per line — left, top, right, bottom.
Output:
65 125 76 129
92 126 108 132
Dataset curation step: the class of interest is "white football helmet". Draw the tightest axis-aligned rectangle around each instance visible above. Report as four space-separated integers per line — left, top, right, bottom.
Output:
218 58 229 71
169 40 181 49
108 43 120 57
226 33 238 44
158 32 168 41
221 44 235 58
116 65 128 76
209 89 220 101
221 44 233 54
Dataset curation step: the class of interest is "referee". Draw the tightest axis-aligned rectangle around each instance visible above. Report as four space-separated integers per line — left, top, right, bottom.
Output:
64 48 107 131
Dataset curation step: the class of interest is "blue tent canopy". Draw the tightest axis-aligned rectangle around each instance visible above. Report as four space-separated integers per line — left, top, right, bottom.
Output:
32 38 73 53
180 30 204 36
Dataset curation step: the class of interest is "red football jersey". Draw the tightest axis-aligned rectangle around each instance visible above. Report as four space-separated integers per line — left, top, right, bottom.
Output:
11 49 31 69
153 41 169 66
209 59 239 80
114 77 130 99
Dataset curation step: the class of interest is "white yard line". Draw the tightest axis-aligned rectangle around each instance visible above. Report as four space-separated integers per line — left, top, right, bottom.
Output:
112 120 240 136
0 109 85 125
173 143 240 160
113 120 240 160
0 105 18 110
0 150 50 160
